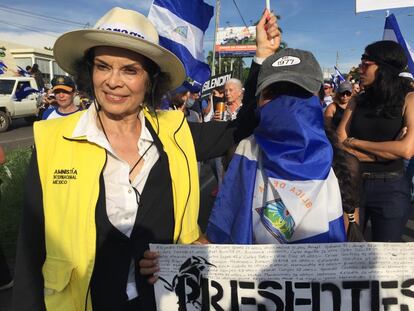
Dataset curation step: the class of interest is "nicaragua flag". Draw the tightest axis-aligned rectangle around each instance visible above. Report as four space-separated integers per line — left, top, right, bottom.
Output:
206 95 346 244
331 66 345 90
17 66 31 77
0 61 8 75
148 0 214 85
383 13 414 75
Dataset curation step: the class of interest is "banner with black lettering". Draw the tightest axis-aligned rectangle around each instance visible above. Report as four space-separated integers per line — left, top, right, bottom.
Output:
151 243 414 310
201 72 232 97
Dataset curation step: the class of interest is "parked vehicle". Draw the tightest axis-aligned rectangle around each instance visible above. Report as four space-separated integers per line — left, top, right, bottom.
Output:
0 77 41 132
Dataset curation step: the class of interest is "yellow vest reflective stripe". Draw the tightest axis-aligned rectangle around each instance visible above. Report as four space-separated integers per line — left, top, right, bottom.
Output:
34 109 200 310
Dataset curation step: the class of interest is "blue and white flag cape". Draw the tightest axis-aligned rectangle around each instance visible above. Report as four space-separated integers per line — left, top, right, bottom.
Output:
383 13 414 75
148 0 214 85
206 95 346 244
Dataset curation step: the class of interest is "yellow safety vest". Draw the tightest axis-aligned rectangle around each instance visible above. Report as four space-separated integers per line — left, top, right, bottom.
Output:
34 108 200 310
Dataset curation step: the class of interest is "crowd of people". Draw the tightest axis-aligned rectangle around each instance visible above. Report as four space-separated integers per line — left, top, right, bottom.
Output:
0 3 411 311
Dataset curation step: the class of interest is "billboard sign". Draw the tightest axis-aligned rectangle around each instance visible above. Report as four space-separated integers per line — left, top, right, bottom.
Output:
215 26 256 57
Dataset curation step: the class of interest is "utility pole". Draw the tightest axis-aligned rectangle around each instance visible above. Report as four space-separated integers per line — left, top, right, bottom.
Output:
336 51 339 68
211 0 220 75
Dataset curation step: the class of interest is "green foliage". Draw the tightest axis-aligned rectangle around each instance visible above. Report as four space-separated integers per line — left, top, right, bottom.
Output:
0 147 32 260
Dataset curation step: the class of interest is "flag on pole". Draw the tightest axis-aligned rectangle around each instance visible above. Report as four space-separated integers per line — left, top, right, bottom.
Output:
383 13 414 75
148 0 214 85
331 66 345 90
16 66 31 77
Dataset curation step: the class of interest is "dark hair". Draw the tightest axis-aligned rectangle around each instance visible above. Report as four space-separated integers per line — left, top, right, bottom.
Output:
358 40 414 118
32 63 39 72
169 91 187 109
72 47 171 110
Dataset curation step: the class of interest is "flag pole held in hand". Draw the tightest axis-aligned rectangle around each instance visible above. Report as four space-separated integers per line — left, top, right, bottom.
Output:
266 0 274 45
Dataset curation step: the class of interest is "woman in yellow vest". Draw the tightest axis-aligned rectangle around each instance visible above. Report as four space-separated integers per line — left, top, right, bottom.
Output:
13 7 279 311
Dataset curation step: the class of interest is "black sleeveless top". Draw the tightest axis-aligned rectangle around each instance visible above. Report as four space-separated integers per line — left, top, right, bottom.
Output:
350 102 404 173
332 103 346 129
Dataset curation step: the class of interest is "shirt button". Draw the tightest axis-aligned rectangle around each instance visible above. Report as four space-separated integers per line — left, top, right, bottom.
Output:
128 189 132 194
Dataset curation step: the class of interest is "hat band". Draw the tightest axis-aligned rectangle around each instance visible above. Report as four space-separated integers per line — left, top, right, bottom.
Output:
53 85 74 92
97 23 151 42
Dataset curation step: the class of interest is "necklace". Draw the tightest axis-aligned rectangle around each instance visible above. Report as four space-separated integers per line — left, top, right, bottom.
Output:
96 109 154 178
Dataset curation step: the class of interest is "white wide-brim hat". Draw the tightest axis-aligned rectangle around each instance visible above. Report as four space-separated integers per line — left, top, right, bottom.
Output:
53 7 186 90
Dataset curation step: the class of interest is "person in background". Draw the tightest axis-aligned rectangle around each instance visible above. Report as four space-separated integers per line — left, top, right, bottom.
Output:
324 80 353 130
352 82 361 96
169 85 201 123
31 64 45 91
322 81 334 109
202 86 224 122
13 7 278 310
211 79 245 196
42 76 81 120
214 78 244 121
0 145 13 292
337 40 414 242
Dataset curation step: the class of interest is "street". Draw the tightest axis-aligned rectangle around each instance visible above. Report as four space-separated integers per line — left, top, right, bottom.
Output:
0 119 34 151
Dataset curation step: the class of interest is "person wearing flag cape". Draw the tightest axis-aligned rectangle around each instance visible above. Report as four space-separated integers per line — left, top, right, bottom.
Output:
206 48 347 245
12 6 280 311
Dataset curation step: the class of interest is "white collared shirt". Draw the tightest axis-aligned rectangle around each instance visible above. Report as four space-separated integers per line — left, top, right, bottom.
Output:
72 103 160 300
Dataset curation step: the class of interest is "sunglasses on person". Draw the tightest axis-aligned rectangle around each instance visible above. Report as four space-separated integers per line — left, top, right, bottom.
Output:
359 60 376 72
53 89 73 95
340 91 352 97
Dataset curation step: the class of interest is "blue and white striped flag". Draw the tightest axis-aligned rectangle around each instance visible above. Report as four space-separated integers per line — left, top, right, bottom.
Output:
331 66 345 90
383 13 414 75
206 95 346 244
148 0 214 85
0 61 8 75
17 66 31 77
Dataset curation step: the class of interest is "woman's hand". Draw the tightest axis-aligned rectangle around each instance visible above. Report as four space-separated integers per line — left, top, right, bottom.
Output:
256 9 281 59
192 233 210 244
138 250 160 285
397 126 408 140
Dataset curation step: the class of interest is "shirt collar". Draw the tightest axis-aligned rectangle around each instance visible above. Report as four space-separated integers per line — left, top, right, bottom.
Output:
71 102 154 151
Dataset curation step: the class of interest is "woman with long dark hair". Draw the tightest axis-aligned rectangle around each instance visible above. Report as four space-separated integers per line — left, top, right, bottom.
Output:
337 40 414 242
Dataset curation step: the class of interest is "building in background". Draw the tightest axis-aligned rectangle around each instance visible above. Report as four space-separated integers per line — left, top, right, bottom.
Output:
0 40 66 86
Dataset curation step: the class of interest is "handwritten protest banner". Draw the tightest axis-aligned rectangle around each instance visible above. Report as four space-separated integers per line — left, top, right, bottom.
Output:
151 243 414 310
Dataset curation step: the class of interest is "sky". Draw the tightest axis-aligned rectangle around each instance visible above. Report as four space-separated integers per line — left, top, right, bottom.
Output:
0 0 413 75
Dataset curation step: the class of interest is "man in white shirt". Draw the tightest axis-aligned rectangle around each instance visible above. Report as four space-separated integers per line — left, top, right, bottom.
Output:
42 76 81 120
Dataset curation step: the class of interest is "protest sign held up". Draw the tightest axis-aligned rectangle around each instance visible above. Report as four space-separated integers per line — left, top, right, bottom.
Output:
152 243 414 310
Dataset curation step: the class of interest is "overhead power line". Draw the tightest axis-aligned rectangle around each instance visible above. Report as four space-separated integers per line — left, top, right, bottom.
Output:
0 19 59 38
232 0 249 28
0 4 86 26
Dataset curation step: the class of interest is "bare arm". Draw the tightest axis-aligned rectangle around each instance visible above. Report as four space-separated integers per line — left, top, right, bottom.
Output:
323 103 336 130
344 93 414 160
